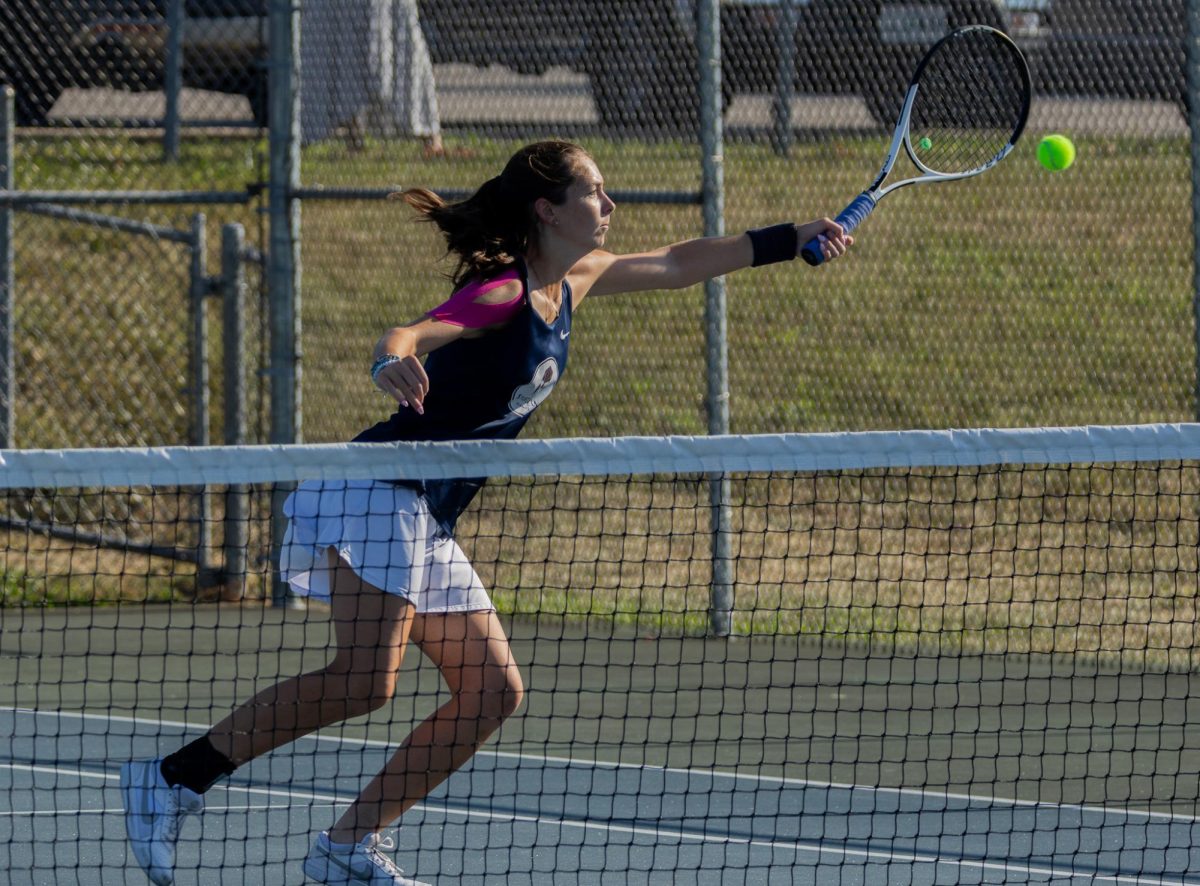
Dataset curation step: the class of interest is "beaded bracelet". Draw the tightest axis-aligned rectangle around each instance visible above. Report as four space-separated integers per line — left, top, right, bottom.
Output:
370 354 404 384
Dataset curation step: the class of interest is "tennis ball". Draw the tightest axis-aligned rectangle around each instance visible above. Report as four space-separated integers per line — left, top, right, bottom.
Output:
918 137 932 151
1037 134 1075 171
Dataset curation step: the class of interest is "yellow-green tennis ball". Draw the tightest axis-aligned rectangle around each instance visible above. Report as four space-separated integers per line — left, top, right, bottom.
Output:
1037 134 1075 171
918 137 932 151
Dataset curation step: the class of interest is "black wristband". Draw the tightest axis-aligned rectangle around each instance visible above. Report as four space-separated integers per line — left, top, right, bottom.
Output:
746 223 798 267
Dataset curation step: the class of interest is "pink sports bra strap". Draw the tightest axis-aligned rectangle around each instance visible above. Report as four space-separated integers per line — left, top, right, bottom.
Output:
426 267 524 329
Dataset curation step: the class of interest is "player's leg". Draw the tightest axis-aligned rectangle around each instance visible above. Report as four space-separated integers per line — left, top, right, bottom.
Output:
324 606 524 846
205 549 415 764
302 611 511 886
122 548 415 885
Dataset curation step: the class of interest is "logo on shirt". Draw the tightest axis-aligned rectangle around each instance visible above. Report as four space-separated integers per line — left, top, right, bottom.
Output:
508 357 560 418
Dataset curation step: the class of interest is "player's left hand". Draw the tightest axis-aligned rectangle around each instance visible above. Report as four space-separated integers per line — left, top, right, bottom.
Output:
375 353 429 414
796 218 853 262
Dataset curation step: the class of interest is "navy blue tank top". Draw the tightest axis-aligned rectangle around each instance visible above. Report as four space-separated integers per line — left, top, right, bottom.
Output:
354 259 572 532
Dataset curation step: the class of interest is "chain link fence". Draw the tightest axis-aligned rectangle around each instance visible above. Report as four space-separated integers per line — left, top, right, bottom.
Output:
297 0 1198 444
3 0 1198 448
4 195 269 448
3 1 269 452
15 209 194 447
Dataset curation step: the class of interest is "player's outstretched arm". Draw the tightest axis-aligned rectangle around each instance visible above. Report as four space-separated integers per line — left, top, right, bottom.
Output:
574 217 852 299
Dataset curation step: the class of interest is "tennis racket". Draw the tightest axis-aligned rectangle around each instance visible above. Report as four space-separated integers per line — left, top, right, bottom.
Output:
801 25 1031 266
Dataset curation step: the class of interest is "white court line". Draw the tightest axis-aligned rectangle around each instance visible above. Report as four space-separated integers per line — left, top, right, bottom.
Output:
0 759 1192 886
3 705 1196 825
0 760 361 810
0 804 333 817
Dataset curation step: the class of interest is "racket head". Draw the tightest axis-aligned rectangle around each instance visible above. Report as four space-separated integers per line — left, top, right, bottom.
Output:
902 26 1031 177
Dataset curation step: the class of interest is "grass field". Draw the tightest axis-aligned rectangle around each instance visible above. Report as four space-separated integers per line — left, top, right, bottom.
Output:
4 130 1199 664
298 134 1196 441
468 461 1200 670
12 130 1196 447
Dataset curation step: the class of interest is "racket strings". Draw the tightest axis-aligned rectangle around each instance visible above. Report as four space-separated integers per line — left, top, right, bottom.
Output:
909 30 1029 175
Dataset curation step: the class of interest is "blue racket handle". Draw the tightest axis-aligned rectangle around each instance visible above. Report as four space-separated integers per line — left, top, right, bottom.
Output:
800 192 877 266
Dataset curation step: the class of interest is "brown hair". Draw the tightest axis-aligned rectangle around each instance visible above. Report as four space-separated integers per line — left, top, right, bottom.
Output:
399 140 590 288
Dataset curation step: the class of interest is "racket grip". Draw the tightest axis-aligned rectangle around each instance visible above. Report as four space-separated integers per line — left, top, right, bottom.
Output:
800 192 877 267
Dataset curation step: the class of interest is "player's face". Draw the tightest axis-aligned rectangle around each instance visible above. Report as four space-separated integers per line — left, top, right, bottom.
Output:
556 157 615 249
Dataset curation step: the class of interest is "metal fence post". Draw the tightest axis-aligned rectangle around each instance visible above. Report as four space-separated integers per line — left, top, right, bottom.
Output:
189 213 209 448
771 0 799 156
1190 0 1200 420
222 223 249 598
222 224 247 448
268 0 303 606
189 213 219 587
0 86 12 448
698 0 733 637
163 0 183 161
267 0 302 446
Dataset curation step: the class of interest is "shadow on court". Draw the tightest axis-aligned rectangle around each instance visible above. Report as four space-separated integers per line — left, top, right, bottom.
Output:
1 604 1198 884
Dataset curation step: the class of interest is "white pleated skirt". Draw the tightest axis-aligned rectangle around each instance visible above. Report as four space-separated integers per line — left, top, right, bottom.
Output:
279 479 493 613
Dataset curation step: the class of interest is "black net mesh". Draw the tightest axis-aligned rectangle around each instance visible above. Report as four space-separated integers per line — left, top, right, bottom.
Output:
3 4 1200 878
1 431 1199 882
1 2 1194 444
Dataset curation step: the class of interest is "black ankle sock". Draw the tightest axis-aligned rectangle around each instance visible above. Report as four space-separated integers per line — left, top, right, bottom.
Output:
160 735 236 794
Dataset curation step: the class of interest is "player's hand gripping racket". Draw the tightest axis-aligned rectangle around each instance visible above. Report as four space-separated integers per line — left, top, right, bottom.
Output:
801 25 1031 266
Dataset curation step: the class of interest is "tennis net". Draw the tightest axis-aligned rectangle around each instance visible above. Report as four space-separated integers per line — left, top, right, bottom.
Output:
1 425 1198 884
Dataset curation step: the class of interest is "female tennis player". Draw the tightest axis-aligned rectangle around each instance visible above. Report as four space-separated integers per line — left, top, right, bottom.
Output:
120 139 852 886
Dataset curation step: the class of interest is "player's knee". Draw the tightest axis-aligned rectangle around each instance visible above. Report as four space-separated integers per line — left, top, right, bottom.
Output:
462 664 523 724
367 675 399 712
326 649 400 715
488 664 525 721
496 667 525 720
342 672 398 715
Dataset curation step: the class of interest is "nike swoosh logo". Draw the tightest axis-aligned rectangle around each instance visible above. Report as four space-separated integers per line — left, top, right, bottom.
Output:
560 330 569 339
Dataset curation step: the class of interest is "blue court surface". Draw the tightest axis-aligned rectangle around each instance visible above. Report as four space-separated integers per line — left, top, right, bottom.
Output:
2 705 1199 885
2 605 1199 885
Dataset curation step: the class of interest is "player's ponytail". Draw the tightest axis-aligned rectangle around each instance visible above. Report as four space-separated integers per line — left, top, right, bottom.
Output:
398 140 588 288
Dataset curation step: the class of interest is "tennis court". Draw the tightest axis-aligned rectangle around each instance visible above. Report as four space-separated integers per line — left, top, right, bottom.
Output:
3 600 1198 885
9 1 1200 884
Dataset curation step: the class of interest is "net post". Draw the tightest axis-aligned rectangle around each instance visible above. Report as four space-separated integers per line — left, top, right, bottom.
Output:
709 475 735 637
163 0 183 162
698 0 734 637
0 85 12 448
221 223 249 599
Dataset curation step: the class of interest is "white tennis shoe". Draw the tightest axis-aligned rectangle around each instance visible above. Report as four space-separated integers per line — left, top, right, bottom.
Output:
120 759 204 885
303 831 431 885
